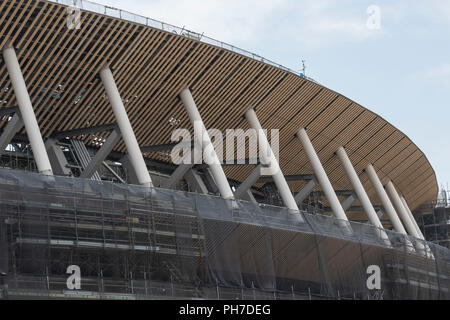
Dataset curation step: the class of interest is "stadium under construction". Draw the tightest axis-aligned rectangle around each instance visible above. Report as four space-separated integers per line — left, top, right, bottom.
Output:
0 0 449 300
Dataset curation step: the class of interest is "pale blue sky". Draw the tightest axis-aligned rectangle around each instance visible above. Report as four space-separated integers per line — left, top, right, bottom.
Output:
96 0 450 189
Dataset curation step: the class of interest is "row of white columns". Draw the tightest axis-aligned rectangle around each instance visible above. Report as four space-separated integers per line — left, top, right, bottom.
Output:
3 43 426 249
3 44 153 187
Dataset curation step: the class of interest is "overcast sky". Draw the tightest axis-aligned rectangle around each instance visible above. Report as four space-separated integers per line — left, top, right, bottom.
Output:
94 0 450 190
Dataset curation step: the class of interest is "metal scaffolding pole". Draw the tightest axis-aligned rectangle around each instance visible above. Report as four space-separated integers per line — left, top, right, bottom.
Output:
3 45 53 175
100 66 152 187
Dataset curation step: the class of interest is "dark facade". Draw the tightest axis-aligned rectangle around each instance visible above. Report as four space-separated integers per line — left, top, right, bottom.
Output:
419 207 450 250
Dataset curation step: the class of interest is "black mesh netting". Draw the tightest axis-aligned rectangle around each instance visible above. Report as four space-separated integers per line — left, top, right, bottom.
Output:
0 169 449 300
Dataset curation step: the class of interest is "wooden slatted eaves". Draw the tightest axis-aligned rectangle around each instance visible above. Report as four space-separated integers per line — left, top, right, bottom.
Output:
0 0 438 220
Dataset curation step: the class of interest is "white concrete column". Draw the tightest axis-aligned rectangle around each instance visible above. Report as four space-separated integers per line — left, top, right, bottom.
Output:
180 88 234 199
163 141 203 189
246 109 299 212
341 194 357 212
296 128 347 221
336 147 383 229
401 196 425 240
400 196 434 259
295 178 317 205
3 45 53 176
385 181 421 239
100 66 152 187
365 164 407 235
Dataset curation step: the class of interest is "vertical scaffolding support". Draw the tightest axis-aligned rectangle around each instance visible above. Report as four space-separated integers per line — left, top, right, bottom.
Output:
100 66 152 187
179 88 234 199
245 109 299 212
3 45 53 176
336 147 383 228
365 164 407 235
296 128 347 221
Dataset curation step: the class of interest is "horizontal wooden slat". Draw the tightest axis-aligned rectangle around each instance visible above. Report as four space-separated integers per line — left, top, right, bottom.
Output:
0 0 438 216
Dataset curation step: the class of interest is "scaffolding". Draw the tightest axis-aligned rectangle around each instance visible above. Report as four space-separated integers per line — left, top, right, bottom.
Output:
0 169 449 300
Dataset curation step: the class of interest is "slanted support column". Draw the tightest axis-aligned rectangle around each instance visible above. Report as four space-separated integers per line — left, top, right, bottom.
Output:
180 88 234 200
376 209 385 219
45 138 71 176
81 127 121 179
163 144 202 189
203 168 220 195
336 147 384 229
294 178 317 205
0 113 23 155
234 165 262 199
401 196 434 259
245 109 299 212
3 45 53 175
100 66 152 187
385 181 422 239
341 194 357 212
185 169 209 194
296 128 347 221
241 189 258 204
365 164 407 235
401 196 425 240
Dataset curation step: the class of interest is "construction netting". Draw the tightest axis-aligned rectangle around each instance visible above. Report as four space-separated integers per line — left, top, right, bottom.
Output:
0 169 449 300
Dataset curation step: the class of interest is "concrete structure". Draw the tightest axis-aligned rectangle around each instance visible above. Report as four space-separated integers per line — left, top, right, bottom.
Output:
246 109 299 212
180 88 234 200
297 129 348 222
0 0 444 301
100 67 152 187
3 45 53 176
